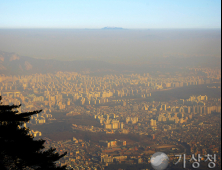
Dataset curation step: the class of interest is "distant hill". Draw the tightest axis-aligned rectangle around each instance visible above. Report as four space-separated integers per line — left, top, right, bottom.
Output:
0 51 115 75
0 51 220 76
102 27 124 30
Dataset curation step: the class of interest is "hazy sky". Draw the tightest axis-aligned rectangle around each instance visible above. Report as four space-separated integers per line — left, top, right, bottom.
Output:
0 29 220 62
0 0 221 29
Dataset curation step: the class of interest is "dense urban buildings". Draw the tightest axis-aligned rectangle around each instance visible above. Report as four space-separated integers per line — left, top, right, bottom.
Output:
0 66 221 169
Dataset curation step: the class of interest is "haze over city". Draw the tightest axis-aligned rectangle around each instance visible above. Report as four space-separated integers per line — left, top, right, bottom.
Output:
0 0 221 62
0 29 221 62
0 0 221 170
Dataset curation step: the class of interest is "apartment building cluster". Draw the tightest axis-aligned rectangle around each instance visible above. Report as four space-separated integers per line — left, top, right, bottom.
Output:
94 114 124 130
125 116 138 124
18 123 42 137
29 130 42 137
99 139 126 148
0 67 221 169
29 112 53 124
0 67 220 114
40 93 221 169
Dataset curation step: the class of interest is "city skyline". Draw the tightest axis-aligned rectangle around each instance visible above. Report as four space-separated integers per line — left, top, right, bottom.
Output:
0 65 221 169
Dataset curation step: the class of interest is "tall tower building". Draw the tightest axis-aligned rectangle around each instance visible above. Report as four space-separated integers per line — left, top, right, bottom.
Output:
150 119 156 126
193 106 196 114
162 104 167 111
151 77 152 87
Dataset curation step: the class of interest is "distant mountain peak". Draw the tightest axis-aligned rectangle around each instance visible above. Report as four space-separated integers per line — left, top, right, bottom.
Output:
102 27 124 30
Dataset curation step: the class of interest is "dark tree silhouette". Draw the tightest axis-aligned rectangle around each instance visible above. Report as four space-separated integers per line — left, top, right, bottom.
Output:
0 96 67 170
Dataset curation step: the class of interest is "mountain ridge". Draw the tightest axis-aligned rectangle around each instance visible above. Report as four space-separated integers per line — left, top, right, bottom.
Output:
102 27 124 30
0 51 115 75
0 51 220 76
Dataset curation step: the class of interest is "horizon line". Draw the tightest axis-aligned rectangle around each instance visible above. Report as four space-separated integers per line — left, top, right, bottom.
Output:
0 27 221 30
